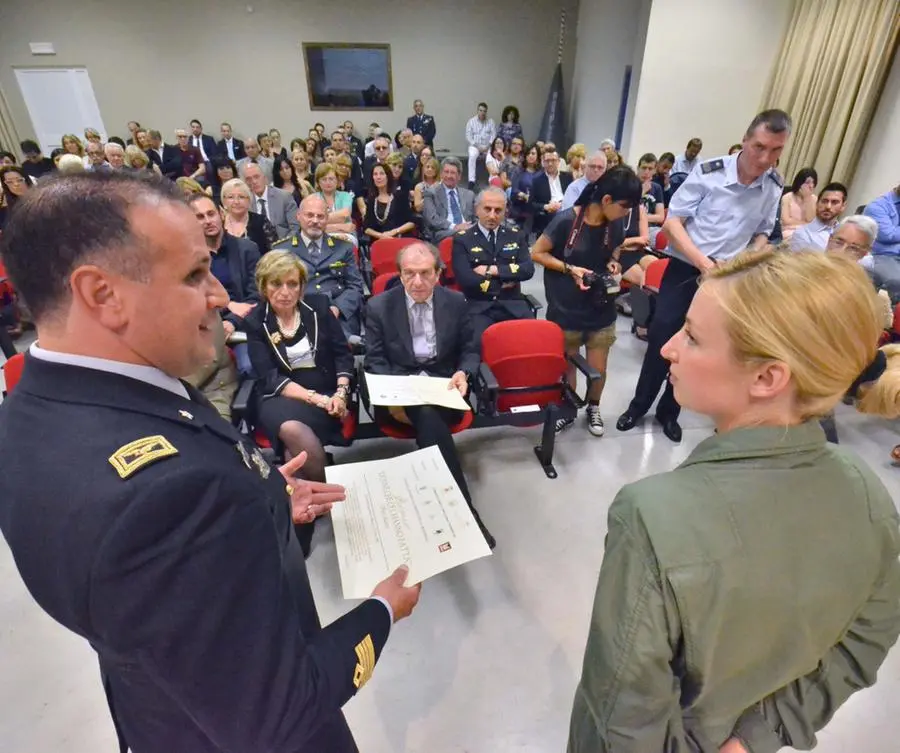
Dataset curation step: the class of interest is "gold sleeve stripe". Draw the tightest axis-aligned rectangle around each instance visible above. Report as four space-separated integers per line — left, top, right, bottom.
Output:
352 634 376 689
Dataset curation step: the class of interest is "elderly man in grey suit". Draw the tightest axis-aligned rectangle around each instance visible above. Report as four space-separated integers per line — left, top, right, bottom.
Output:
236 137 274 183
243 162 299 239
422 157 475 242
272 195 365 342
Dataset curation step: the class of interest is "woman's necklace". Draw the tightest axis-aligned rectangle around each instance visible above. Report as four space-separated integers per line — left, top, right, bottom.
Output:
277 310 301 338
225 215 247 237
374 193 392 223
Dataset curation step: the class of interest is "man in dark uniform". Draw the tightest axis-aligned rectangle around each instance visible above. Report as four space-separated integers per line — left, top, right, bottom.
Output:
0 173 421 752
407 99 436 147
616 109 791 442
273 194 365 342
452 186 535 340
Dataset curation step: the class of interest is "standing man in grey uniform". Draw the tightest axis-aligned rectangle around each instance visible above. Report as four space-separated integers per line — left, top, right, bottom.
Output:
617 109 790 441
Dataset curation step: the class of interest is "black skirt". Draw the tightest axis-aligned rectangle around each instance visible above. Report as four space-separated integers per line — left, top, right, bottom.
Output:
257 395 343 446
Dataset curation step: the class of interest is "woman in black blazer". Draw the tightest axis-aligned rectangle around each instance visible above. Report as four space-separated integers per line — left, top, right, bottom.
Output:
245 251 353 487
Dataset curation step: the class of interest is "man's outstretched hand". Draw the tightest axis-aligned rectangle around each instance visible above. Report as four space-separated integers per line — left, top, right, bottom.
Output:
278 451 346 524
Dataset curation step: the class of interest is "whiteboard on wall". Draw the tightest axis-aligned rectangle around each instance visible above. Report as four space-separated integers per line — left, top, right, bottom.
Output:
14 67 106 153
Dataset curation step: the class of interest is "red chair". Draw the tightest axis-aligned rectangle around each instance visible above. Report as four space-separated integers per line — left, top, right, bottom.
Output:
370 237 419 278
654 229 668 252
474 320 602 478
642 257 669 294
2 351 25 396
371 272 399 296
437 237 460 290
892 303 900 338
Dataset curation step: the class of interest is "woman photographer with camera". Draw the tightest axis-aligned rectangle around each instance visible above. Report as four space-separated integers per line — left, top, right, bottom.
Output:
531 167 642 436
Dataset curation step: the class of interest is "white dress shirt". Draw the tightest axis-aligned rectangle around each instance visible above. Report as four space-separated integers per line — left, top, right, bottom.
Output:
30 343 189 398
548 173 564 203
192 134 208 161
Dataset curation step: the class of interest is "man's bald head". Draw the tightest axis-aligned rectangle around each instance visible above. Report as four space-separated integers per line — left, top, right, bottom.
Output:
298 194 328 238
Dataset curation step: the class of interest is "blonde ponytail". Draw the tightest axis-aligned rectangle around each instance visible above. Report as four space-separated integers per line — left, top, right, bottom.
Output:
856 344 900 419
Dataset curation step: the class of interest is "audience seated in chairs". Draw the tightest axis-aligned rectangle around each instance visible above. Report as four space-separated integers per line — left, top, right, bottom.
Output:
789 182 848 252
780 167 819 242
364 241 495 548
314 162 357 246
500 136 526 191
221 177 277 255
244 162 299 239
288 150 317 201
566 143 586 180
185 316 240 423
531 149 573 236
452 187 535 340
273 195 365 342
422 157 475 242
497 105 523 147
562 150 608 211
0 165 31 232
363 164 416 246
333 153 360 198
245 251 352 556
465 102 496 189
384 152 413 198
124 144 159 176
188 194 260 376
413 156 440 214
207 155 237 205
175 177 208 200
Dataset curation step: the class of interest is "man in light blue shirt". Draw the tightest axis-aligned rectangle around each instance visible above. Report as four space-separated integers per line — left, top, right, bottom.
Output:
789 182 847 252
671 137 703 175
618 110 790 442
864 185 900 302
562 150 607 210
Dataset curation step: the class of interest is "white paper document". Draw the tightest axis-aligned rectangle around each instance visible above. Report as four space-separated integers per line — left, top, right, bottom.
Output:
327 446 493 599
364 372 471 411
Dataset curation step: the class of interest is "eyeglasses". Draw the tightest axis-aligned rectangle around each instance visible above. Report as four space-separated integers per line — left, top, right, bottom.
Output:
4 176 26 186
375 146 389 152
828 237 869 255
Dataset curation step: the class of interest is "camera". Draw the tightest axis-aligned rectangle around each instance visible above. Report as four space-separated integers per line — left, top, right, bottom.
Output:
581 270 621 301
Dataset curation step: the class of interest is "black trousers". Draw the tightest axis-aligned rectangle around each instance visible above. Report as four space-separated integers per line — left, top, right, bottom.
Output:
374 405 472 503
470 300 534 343
627 257 701 421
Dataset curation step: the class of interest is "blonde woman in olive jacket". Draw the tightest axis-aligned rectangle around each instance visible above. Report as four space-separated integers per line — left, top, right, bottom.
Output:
569 250 900 753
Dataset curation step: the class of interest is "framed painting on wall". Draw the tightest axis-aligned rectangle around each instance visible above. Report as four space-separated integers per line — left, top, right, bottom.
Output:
302 43 393 111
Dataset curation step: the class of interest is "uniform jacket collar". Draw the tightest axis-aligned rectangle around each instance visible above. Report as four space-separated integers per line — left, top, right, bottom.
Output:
11 353 243 445
678 421 826 468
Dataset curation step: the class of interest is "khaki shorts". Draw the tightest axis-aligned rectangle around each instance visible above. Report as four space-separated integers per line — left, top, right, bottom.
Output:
562 323 617 351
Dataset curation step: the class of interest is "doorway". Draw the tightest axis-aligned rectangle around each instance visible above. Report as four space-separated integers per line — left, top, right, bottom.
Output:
14 67 106 153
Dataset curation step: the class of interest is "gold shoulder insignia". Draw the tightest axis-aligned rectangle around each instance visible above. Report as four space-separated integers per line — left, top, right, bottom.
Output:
509 263 520 274
326 236 335 247
291 235 298 247
109 435 178 479
457 229 466 235
353 634 376 689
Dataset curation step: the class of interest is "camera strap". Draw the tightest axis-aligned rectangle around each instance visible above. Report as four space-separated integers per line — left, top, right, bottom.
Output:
563 206 610 260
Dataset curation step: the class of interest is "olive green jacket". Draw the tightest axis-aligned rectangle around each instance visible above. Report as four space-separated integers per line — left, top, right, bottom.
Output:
569 421 900 753
185 318 239 423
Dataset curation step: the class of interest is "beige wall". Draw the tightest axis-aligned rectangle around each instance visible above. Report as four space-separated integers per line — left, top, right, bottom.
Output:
0 0 577 155
848 49 900 213
627 0 794 162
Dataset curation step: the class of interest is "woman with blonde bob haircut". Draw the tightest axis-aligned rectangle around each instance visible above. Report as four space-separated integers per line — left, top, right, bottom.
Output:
244 251 353 556
569 249 900 753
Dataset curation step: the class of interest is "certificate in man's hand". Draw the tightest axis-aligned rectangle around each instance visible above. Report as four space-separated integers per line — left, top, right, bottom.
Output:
326 446 492 599
364 372 471 411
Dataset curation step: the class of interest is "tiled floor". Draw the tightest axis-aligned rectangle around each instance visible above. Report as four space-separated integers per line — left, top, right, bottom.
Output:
3 274 900 752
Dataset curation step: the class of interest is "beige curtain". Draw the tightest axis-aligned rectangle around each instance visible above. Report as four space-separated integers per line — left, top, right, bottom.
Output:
760 0 900 187
0 84 22 159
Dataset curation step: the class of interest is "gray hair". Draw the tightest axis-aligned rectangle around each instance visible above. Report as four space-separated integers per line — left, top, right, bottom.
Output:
441 156 463 174
220 177 252 201
104 143 124 156
396 240 443 271
57 154 86 175
746 109 792 138
599 138 616 150
475 186 507 208
835 214 877 245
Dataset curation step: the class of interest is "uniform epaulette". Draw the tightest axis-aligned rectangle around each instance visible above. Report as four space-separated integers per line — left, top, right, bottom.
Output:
701 159 725 175
767 171 784 189
272 235 294 246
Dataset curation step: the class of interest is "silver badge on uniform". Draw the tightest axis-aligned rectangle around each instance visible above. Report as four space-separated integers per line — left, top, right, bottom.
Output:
235 442 253 470
251 448 271 479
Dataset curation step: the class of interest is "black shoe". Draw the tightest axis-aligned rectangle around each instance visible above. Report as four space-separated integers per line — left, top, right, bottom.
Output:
471 507 496 550
616 410 642 432
656 415 682 443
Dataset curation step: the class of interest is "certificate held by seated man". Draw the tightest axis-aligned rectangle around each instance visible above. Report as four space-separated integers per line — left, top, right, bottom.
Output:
364 372 471 411
364 241 496 548
328 446 492 598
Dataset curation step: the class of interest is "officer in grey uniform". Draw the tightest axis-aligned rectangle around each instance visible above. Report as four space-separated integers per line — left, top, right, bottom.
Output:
272 194 365 341
617 109 792 442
